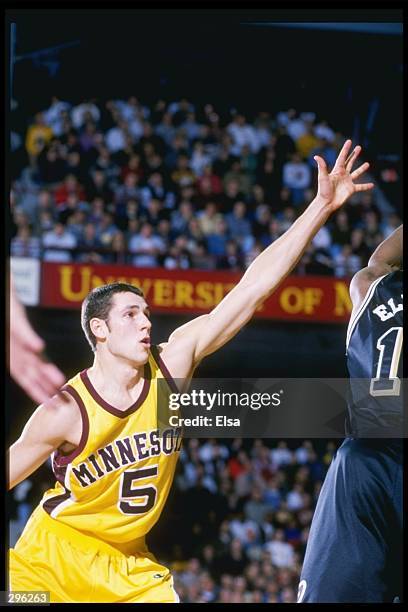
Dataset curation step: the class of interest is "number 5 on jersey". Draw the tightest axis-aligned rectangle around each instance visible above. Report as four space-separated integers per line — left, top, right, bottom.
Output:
118 465 158 514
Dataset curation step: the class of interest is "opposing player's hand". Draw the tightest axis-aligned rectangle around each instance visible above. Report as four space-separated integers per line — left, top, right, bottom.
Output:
8 281 66 403
315 139 374 212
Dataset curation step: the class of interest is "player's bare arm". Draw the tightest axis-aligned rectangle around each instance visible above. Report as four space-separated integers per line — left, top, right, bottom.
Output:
8 391 81 490
349 224 403 314
160 140 374 381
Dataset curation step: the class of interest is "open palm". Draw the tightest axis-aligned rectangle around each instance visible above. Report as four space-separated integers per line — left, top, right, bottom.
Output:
315 140 374 212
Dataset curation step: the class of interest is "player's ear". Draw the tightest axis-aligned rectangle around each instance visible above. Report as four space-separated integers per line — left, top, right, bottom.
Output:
90 318 109 344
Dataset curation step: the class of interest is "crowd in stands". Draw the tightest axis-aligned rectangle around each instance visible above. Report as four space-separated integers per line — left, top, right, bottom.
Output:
9 437 338 603
10 96 401 276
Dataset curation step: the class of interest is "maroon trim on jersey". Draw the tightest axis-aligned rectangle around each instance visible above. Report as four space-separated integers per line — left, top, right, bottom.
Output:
150 345 179 393
80 362 152 418
53 385 90 468
52 452 68 486
43 489 71 516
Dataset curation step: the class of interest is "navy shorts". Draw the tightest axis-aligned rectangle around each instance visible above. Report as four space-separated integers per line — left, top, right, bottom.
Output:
298 438 402 603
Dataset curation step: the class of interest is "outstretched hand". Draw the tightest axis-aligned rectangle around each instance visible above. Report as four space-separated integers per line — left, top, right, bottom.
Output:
9 280 66 404
315 139 374 212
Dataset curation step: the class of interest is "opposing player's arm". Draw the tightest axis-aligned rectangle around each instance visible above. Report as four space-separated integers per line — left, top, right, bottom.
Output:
349 224 403 310
161 141 374 378
8 391 80 490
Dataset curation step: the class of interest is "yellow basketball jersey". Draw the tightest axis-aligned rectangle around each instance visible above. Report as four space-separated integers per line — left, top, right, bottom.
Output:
39 346 182 547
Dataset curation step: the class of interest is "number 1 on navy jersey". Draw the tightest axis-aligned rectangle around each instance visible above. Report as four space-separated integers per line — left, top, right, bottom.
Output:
370 327 403 397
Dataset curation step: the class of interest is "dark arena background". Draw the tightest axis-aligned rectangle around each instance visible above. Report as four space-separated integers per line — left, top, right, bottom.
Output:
6 9 402 604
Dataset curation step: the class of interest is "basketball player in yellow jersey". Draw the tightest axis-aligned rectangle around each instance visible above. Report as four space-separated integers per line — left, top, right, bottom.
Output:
8 140 373 603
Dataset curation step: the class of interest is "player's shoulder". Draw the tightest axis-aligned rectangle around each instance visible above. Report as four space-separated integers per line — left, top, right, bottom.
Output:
349 263 393 309
39 388 81 425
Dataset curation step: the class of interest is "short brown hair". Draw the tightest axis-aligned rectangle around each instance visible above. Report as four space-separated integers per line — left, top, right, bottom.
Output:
81 283 144 351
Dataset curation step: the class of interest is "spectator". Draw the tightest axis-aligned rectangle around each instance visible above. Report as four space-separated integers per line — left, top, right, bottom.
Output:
138 121 166 157
256 155 280 202
197 202 223 236
206 218 229 258
140 172 175 210
42 222 77 262
97 211 119 247
10 225 41 258
227 113 258 155
264 529 295 568
312 225 332 251
92 146 121 187
282 153 311 205
43 96 72 137
86 169 114 203
37 146 66 185
314 118 335 143
223 160 252 198
128 222 166 267
109 230 128 264
190 142 212 177
25 113 54 163
330 210 351 249
71 99 101 130
171 154 196 190
163 239 192 270
225 201 251 244
309 138 337 171
244 487 271 524
191 242 216 270
218 179 246 213
181 111 202 142
54 174 86 207
271 442 292 469
105 119 129 153
113 172 141 206
196 165 223 199
296 124 319 159
66 209 88 241
155 112 176 146
171 201 194 235
333 244 362 277
217 240 244 271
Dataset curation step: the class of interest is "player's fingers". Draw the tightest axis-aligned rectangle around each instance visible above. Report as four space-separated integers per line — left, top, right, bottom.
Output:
19 370 50 404
35 363 65 398
345 145 362 172
21 360 61 403
350 162 370 180
42 362 66 388
20 327 45 353
333 139 352 169
314 155 328 176
28 383 51 405
355 182 375 192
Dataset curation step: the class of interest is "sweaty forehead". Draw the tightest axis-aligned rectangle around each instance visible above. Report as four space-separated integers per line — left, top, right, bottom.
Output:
111 292 148 311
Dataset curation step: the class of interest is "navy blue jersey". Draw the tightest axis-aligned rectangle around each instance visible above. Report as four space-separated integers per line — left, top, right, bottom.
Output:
346 270 403 437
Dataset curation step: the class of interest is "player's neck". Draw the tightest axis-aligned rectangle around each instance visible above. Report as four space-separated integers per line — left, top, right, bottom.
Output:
89 352 145 394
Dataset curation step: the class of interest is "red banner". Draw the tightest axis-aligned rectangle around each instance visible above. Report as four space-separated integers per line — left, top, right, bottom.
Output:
40 262 352 323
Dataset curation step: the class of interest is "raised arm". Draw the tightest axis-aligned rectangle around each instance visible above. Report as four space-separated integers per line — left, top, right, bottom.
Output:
160 141 374 379
8 391 80 490
349 224 403 310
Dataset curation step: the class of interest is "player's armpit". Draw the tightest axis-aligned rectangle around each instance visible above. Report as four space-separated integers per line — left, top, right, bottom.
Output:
162 279 262 375
8 391 80 490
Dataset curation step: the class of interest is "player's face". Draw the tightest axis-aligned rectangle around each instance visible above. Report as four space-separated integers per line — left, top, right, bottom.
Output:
104 292 152 365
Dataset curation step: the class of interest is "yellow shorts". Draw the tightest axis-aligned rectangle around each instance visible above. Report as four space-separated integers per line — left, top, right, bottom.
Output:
9 507 179 603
